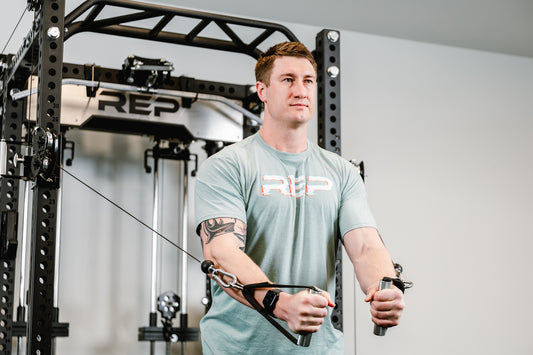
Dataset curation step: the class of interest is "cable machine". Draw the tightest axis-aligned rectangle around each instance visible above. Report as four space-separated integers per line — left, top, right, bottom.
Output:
0 0 343 353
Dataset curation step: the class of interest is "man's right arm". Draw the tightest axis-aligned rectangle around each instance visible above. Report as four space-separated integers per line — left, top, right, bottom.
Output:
200 217 271 306
199 217 333 333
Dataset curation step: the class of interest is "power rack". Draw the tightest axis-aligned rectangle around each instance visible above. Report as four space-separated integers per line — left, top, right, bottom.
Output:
0 1 342 353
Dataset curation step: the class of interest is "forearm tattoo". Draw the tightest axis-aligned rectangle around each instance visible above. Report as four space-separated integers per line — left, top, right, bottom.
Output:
201 218 246 251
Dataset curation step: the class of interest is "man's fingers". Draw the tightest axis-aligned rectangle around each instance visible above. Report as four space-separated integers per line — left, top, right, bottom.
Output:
369 289 404 328
320 291 336 307
298 314 325 333
371 310 401 327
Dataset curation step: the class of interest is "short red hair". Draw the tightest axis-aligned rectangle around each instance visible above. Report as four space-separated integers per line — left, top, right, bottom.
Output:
255 42 317 86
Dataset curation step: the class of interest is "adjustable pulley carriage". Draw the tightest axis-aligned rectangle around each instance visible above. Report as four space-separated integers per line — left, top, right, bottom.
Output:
0 0 400 353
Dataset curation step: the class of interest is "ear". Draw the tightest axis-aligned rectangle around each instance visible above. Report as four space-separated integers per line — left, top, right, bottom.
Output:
256 81 267 103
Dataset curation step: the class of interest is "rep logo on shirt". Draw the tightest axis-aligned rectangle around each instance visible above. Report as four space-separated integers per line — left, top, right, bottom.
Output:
261 175 332 198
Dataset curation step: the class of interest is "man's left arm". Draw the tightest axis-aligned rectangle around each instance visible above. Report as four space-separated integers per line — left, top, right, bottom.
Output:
344 227 405 329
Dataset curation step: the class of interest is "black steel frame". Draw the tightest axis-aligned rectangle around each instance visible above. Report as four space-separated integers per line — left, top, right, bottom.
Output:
64 0 298 58
0 62 28 354
0 0 342 353
315 29 343 331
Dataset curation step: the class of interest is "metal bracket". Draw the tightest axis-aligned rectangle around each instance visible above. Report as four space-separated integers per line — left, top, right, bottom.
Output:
83 64 100 97
138 291 198 343
0 211 18 259
122 55 174 88
144 141 198 175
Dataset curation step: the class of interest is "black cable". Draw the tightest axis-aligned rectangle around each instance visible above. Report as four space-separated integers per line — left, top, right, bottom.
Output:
0 6 28 56
61 167 202 264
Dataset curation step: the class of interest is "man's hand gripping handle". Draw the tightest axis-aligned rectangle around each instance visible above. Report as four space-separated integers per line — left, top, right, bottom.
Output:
296 287 322 346
373 277 393 336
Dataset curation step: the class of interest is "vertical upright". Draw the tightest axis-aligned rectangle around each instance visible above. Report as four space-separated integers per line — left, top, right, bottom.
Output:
315 29 342 330
26 0 65 353
0 67 28 354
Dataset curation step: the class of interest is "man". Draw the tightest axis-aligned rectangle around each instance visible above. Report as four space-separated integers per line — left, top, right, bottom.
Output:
194 41 404 354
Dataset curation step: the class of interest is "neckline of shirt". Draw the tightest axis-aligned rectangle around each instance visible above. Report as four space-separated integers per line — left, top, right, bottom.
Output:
255 133 311 163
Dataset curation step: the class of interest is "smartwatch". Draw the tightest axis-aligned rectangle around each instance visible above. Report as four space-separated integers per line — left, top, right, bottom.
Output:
262 289 282 317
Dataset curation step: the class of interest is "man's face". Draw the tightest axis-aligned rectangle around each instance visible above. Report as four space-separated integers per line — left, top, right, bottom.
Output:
257 56 317 127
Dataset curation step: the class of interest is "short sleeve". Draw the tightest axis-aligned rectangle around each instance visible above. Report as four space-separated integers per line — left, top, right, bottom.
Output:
194 153 247 235
338 163 377 240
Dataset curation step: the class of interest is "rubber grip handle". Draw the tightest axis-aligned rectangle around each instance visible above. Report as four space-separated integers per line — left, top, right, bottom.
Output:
201 260 214 274
373 277 393 336
296 288 322 347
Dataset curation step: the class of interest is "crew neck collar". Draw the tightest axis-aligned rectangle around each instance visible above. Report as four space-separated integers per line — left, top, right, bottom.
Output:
255 133 310 162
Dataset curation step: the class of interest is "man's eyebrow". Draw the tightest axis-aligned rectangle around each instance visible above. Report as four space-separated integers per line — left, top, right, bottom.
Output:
278 72 316 79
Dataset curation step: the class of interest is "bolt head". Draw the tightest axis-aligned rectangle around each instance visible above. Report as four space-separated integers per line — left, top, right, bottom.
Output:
327 66 340 78
327 31 339 43
47 27 61 40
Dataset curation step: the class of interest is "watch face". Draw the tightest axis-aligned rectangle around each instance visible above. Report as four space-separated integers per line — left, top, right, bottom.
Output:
264 290 277 304
263 289 281 314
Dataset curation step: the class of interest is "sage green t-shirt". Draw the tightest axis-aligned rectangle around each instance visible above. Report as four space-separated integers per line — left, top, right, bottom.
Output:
195 133 377 354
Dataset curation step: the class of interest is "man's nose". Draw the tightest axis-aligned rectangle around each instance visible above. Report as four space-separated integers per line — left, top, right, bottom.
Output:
292 80 308 98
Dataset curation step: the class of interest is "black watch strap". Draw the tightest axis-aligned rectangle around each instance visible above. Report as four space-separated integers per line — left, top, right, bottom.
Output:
262 289 282 317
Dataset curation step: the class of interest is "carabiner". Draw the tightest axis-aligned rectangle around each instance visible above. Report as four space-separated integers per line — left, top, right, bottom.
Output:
201 260 243 290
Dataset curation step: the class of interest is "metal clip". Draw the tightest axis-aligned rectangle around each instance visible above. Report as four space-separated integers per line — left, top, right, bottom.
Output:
201 260 243 290
394 263 414 290
211 268 243 290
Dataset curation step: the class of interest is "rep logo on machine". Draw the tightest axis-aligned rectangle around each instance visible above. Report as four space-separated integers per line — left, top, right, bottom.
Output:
98 90 180 117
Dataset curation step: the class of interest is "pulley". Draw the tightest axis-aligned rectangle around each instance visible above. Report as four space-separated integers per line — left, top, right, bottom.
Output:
157 291 180 322
9 127 61 182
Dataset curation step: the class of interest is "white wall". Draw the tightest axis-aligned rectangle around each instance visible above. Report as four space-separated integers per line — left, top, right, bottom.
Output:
2 1 533 354
341 32 533 355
